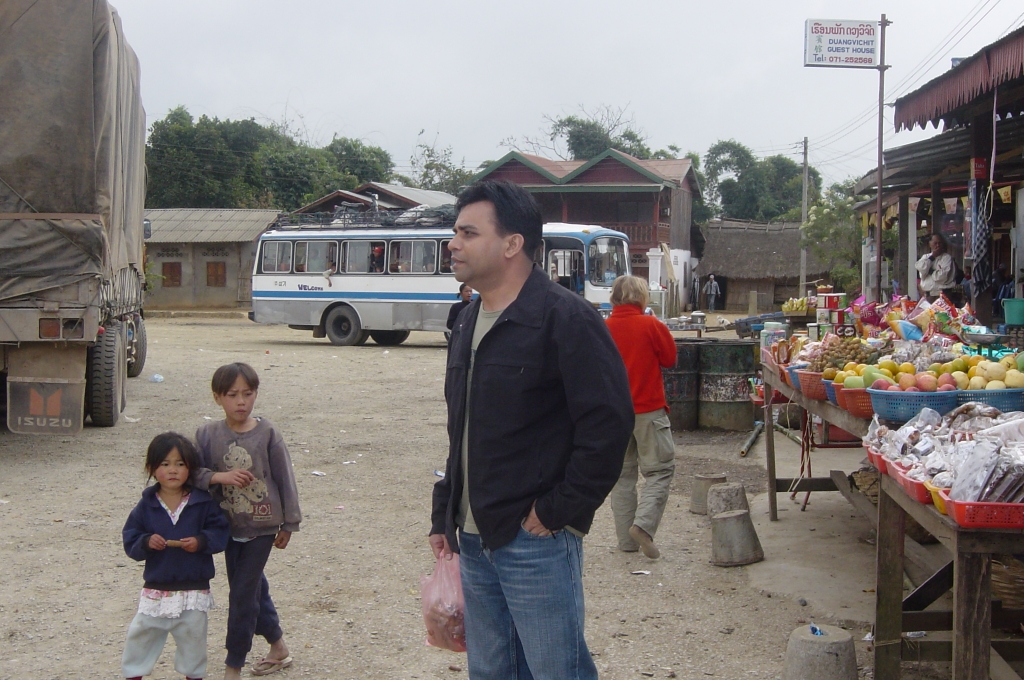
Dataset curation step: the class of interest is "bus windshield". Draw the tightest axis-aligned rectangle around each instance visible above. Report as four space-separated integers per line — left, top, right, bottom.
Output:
588 237 629 286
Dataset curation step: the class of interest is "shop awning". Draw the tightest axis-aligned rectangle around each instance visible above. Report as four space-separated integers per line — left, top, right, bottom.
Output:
894 25 1024 132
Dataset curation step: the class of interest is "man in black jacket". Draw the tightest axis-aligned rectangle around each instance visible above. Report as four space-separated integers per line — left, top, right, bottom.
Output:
429 180 633 679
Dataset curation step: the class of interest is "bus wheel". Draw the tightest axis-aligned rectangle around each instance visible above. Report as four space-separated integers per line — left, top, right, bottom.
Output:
369 330 411 346
324 306 369 346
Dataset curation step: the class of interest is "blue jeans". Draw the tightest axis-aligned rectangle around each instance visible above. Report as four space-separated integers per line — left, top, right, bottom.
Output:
458 528 598 680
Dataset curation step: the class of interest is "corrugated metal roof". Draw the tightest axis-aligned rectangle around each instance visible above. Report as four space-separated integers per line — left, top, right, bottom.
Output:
355 183 456 207
144 208 281 244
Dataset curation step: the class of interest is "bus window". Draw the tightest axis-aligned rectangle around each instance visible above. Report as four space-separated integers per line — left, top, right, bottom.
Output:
390 240 437 274
548 249 584 294
295 241 337 274
344 241 385 273
588 237 629 286
261 241 292 273
440 240 453 273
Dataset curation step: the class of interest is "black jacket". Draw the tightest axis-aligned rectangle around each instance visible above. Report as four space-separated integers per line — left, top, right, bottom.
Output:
446 299 472 331
431 266 634 551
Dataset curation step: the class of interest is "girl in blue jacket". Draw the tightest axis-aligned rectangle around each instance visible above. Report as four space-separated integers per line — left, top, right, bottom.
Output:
121 433 230 680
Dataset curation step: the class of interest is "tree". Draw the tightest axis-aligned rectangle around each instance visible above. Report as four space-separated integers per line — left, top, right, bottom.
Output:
800 180 865 292
684 152 715 225
145 107 393 210
324 137 394 184
702 140 820 221
408 140 475 196
504 105 678 161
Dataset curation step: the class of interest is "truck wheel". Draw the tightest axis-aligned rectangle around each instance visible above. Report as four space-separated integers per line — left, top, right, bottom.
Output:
369 330 411 346
324 306 369 346
86 321 124 427
127 316 147 378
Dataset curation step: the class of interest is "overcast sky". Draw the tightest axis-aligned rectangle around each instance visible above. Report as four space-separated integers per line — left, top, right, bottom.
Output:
113 0 1024 188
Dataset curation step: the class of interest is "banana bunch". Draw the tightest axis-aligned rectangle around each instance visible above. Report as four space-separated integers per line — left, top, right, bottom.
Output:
781 297 809 313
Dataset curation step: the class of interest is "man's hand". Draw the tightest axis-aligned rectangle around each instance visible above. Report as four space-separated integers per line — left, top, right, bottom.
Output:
148 534 167 551
522 503 552 537
179 537 200 553
211 470 255 487
429 533 453 560
273 530 291 549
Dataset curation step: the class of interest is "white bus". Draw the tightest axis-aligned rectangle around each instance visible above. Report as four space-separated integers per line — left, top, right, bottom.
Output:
250 220 630 345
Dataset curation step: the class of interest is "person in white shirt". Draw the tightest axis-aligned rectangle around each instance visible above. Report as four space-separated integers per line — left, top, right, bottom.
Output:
915 234 955 302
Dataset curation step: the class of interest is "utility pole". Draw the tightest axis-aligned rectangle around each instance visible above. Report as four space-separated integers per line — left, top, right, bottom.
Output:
800 137 808 296
874 14 891 303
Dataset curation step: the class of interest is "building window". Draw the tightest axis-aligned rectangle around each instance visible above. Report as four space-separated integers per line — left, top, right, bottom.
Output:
207 261 226 287
162 262 182 288
388 240 436 273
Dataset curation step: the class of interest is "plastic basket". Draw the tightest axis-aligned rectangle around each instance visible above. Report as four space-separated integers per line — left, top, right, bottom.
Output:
887 459 907 481
865 446 889 474
924 480 947 515
797 370 827 401
824 380 839 405
866 388 959 423
954 388 1024 412
841 387 874 419
785 365 804 391
940 489 1024 529
896 467 933 505
834 384 847 409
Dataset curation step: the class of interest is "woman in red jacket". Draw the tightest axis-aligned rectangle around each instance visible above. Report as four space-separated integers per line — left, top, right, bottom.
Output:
605 276 678 558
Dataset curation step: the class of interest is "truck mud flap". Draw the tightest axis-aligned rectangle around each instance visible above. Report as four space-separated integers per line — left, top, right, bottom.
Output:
8 377 86 434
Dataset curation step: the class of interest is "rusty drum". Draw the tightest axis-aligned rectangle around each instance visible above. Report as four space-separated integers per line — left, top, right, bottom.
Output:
698 339 757 431
662 338 706 431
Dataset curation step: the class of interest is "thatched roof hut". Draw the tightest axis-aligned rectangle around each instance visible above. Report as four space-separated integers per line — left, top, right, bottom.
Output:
694 220 831 312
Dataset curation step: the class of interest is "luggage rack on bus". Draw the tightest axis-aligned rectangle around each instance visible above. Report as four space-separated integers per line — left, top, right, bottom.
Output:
272 205 458 232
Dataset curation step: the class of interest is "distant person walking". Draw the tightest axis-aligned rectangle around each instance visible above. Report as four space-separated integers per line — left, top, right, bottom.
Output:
703 275 721 311
605 276 677 559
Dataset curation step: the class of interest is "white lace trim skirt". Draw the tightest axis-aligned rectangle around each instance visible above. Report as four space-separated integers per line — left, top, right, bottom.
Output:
137 588 214 619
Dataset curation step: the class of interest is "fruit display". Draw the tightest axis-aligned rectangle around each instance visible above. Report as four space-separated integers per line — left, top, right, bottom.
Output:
781 297 810 314
806 336 880 373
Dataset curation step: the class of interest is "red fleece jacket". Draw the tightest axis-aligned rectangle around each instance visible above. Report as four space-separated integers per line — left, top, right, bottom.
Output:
606 304 677 414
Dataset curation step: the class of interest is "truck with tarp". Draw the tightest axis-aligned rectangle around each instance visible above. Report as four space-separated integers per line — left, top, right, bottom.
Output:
0 0 147 434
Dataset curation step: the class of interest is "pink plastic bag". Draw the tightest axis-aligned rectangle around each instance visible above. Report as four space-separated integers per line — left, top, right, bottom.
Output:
421 554 466 652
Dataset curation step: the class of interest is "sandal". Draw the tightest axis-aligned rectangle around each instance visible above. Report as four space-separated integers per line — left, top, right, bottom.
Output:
251 655 293 676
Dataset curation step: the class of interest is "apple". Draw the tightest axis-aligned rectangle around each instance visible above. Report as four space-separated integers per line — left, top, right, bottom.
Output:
916 374 938 392
905 386 921 392
937 384 957 392
898 373 917 390
887 385 903 391
871 378 891 391
937 373 957 388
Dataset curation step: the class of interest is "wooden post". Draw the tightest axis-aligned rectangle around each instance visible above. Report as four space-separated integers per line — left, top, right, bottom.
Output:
952 545 991 679
875 482 905 679
897 195 909 297
931 181 943 236
764 396 778 521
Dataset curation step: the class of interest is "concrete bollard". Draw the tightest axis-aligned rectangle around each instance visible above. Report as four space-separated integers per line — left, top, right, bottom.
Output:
783 624 857 680
710 509 764 566
689 473 727 515
706 483 749 518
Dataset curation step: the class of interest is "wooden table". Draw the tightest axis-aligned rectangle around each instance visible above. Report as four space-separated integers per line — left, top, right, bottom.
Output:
875 474 1024 679
762 365 869 521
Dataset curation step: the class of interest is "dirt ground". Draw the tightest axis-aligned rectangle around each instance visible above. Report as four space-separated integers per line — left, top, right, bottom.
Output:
0 318 948 679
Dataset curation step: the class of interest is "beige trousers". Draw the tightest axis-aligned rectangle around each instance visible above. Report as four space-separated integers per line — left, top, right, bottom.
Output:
610 408 676 551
